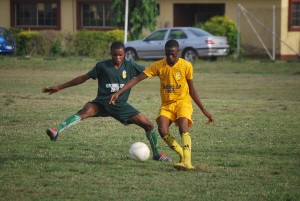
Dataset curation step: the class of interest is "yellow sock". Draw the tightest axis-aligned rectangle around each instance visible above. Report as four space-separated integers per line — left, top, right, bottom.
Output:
163 133 184 161
182 132 192 165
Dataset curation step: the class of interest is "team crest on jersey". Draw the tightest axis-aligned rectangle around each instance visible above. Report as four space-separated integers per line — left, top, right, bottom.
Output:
175 72 181 80
122 70 127 79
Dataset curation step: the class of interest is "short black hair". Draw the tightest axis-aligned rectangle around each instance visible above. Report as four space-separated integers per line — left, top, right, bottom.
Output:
110 41 125 51
165 39 179 49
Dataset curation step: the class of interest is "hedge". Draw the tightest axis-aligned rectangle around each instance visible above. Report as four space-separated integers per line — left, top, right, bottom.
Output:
14 29 124 57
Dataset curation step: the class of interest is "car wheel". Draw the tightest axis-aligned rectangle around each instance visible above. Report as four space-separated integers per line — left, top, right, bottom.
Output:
182 48 197 62
125 48 138 61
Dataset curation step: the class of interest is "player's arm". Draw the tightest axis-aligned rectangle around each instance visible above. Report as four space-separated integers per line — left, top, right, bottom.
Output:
42 74 90 95
187 79 215 124
110 72 148 105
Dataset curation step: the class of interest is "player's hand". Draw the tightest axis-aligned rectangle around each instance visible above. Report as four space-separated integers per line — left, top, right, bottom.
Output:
203 110 215 124
109 93 119 105
42 86 59 95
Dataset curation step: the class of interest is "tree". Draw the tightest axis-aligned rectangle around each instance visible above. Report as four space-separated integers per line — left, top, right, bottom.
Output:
112 0 158 40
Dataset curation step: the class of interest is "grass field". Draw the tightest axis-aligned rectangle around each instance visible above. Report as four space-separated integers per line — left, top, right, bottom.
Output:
0 57 299 200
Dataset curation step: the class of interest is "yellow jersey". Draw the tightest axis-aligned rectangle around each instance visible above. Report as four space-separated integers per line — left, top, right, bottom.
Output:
144 58 193 105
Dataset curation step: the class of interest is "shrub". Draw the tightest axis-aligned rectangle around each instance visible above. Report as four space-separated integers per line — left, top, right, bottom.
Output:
51 40 62 56
39 30 63 56
14 29 124 57
106 29 124 42
197 16 238 55
60 32 76 56
74 29 124 57
16 30 40 56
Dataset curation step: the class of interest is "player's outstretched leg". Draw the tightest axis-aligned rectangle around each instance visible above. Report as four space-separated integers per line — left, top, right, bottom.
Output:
163 133 184 163
174 132 195 171
146 130 172 162
46 113 81 141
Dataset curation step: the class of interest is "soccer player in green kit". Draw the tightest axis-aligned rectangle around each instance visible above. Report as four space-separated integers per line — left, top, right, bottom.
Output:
42 41 171 162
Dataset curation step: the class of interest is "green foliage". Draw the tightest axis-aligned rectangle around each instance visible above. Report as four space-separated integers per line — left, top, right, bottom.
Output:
16 30 63 56
106 29 124 42
14 30 124 57
74 30 107 57
197 16 238 55
16 30 40 56
112 0 158 40
74 29 124 57
51 40 62 56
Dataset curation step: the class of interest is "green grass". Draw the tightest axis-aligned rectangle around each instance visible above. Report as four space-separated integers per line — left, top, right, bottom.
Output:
0 56 299 201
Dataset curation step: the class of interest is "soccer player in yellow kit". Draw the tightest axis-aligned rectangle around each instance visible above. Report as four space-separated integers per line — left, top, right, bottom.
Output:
110 39 214 170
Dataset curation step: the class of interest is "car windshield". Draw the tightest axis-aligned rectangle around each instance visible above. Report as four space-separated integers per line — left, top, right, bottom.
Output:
0 28 6 36
0 28 14 42
189 28 212 37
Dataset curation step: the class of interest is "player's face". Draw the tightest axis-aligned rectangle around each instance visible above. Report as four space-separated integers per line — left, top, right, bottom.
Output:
165 47 179 66
110 48 125 67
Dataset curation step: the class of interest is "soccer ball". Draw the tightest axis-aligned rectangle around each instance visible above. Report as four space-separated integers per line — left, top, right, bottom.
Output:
128 142 150 161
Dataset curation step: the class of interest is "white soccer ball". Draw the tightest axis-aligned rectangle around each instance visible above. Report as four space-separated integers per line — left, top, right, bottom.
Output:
128 142 150 161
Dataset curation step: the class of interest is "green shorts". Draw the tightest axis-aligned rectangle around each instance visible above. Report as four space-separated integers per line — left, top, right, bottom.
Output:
90 100 140 125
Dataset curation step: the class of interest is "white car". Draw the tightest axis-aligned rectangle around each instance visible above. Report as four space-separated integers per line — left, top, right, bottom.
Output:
125 27 229 62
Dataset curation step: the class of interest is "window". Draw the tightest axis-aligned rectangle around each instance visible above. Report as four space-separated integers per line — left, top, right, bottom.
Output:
145 30 167 41
289 0 300 31
168 30 187 40
77 1 115 30
189 28 212 37
10 0 60 30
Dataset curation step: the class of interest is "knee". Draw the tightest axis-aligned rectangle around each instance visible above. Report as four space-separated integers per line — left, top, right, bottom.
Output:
78 104 98 119
77 110 89 119
145 121 154 132
158 126 169 137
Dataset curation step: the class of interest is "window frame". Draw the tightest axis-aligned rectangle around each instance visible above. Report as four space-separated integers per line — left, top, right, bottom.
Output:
288 0 300 31
76 0 115 30
10 0 61 30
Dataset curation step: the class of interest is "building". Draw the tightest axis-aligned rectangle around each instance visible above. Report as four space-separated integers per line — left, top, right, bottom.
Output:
0 0 299 59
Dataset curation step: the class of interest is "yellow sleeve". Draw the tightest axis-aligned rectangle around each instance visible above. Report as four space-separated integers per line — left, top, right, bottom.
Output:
143 59 163 78
186 61 193 80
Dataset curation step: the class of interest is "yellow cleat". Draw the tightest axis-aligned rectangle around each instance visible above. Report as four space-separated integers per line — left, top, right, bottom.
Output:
174 162 195 171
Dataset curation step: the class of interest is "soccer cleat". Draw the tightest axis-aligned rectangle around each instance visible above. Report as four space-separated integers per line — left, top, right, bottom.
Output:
153 153 172 162
46 128 59 141
174 162 195 171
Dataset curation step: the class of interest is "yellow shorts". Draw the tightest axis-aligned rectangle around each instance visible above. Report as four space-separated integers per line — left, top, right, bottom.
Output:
156 99 193 127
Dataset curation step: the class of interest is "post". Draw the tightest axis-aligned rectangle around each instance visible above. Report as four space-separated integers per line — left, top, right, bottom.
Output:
237 4 241 59
272 5 276 61
124 0 129 44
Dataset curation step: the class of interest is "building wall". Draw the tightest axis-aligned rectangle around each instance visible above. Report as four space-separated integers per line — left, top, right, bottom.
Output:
61 0 76 32
0 0 10 28
280 0 300 59
228 0 282 57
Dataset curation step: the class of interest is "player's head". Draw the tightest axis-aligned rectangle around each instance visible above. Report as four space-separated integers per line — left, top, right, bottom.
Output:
165 39 179 66
110 41 125 52
110 41 125 67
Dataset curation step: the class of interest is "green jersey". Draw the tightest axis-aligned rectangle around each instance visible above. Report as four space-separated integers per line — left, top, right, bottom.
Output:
88 60 144 108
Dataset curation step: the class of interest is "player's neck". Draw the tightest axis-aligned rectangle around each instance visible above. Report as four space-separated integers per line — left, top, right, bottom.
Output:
110 60 122 69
